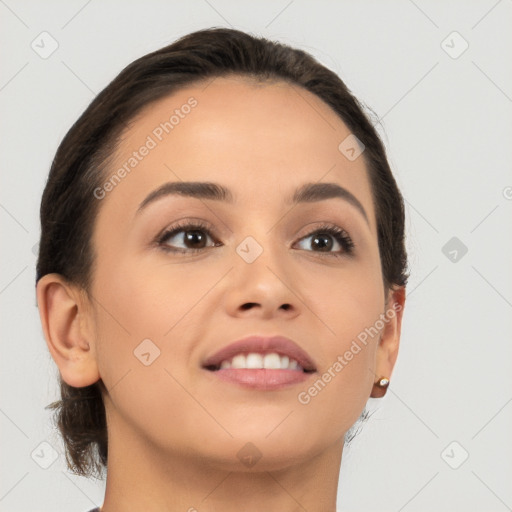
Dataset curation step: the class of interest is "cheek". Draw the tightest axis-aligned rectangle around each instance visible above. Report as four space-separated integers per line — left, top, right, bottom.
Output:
94 253 211 335
91 254 221 378
299 256 384 392
301 253 384 341
90 256 205 437
292 271 383 440
90 254 169 393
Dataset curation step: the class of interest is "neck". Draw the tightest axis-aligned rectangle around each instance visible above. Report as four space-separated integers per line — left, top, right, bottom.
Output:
100 415 344 512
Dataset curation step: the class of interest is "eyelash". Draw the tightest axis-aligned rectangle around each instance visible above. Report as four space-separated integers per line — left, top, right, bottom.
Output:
155 220 355 257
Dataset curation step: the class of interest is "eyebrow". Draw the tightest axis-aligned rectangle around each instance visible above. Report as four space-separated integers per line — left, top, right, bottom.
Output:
136 181 369 225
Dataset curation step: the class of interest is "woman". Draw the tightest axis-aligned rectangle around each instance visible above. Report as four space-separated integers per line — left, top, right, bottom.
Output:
36 27 408 512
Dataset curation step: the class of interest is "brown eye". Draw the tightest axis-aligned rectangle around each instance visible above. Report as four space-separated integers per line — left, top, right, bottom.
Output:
157 221 219 253
295 225 355 256
165 229 209 249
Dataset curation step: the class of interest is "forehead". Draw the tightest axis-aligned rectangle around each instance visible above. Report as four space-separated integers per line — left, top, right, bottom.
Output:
99 75 375 229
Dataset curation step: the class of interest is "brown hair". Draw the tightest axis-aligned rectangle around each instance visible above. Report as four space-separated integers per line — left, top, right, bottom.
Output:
37 27 409 478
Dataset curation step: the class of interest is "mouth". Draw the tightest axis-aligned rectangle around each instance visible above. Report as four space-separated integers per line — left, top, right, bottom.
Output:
202 335 317 372
201 335 317 390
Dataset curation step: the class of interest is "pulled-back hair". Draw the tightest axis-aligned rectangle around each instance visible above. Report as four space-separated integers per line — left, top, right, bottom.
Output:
37 27 409 478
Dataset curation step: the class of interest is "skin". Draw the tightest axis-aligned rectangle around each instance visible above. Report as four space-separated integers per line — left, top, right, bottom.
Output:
37 75 405 512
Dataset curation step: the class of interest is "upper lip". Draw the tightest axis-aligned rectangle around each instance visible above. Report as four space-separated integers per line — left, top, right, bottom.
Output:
202 335 317 372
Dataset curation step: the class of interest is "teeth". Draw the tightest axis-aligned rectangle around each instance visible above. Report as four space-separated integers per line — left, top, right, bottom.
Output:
218 352 303 371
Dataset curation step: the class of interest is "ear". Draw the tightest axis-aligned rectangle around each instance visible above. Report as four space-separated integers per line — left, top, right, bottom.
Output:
36 273 100 388
370 285 406 398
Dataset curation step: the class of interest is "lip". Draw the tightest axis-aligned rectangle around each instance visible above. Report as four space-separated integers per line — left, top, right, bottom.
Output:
207 368 312 390
202 335 317 373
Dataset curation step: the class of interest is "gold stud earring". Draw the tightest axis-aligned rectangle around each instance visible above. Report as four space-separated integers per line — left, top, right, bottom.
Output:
377 377 389 388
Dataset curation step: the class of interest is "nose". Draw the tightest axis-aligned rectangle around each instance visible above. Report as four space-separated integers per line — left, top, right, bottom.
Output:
223 238 301 320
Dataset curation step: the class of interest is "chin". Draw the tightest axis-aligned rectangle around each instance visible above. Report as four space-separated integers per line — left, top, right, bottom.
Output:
191 427 326 472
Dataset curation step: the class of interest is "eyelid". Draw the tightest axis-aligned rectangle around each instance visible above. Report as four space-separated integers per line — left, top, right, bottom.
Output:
155 219 219 250
155 218 215 240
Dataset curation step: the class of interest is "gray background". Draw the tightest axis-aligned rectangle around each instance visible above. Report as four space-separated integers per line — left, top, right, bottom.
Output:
1 1 511 511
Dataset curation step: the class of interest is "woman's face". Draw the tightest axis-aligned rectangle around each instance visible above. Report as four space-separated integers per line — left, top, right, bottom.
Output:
86 76 400 470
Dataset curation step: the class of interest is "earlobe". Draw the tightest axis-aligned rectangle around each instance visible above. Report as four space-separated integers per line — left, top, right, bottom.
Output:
370 285 406 398
36 274 100 388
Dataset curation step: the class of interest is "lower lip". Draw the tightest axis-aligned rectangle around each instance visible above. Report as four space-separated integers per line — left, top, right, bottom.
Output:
205 368 314 390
